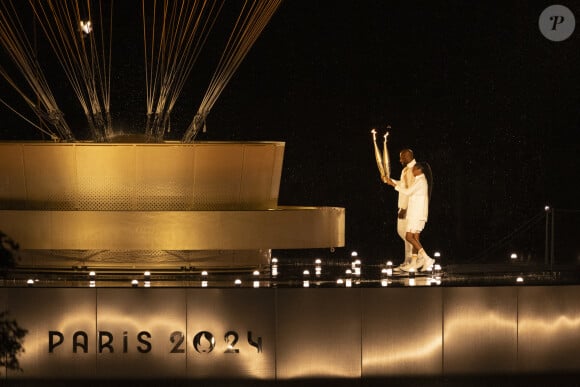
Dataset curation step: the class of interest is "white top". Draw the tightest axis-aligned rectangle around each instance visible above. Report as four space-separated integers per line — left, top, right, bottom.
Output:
394 173 429 222
395 159 416 210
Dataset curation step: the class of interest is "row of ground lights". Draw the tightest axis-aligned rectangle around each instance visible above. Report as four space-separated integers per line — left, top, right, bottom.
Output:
24 250 527 286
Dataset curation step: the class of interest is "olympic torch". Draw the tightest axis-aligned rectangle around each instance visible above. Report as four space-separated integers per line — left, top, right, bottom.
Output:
383 126 391 179
371 126 391 182
371 129 385 180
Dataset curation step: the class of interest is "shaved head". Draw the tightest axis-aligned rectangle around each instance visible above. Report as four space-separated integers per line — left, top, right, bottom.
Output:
399 149 414 166
400 149 414 158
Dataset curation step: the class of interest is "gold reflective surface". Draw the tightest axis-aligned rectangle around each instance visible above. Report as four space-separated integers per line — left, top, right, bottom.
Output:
0 142 285 210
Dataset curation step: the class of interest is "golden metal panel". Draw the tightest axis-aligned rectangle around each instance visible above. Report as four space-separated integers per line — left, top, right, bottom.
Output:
276 289 362 379
18 248 271 269
362 288 443 376
96 289 187 379
443 287 518 375
2 288 97 379
0 143 26 208
0 211 52 249
185 289 276 379
0 142 285 211
240 144 277 207
135 144 194 210
0 207 345 251
518 286 580 372
193 144 245 209
22 144 77 209
75 144 137 210
269 144 284 202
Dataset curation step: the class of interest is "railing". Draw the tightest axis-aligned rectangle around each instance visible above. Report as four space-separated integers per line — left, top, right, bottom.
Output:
470 207 580 267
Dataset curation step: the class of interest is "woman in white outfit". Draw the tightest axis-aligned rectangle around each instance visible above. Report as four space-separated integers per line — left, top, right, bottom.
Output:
386 161 434 272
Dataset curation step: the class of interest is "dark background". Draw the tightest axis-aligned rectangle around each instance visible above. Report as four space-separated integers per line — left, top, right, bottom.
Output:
1 1 579 266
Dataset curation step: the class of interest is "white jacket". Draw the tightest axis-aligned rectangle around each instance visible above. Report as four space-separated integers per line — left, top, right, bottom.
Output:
394 174 429 222
396 159 416 210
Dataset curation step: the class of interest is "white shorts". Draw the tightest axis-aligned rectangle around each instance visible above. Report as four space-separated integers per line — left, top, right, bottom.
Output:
406 219 426 233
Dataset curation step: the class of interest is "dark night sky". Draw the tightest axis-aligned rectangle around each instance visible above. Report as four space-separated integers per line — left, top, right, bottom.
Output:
1 1 579 265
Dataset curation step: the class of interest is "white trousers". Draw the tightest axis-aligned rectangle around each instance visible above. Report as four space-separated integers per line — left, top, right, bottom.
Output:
397 217 413 263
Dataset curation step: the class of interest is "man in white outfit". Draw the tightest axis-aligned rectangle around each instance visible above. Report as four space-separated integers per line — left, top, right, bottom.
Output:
383 148 415 271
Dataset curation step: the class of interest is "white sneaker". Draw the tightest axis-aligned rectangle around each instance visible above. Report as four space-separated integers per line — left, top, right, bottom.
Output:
420 257 435 272
393 262 410 272
415 256 425 270
400 261 419 272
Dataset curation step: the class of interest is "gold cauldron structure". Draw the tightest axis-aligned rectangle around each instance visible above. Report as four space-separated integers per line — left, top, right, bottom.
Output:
0 141 345 270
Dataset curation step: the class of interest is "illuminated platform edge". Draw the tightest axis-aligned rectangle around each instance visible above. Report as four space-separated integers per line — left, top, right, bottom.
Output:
0 206 345 250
